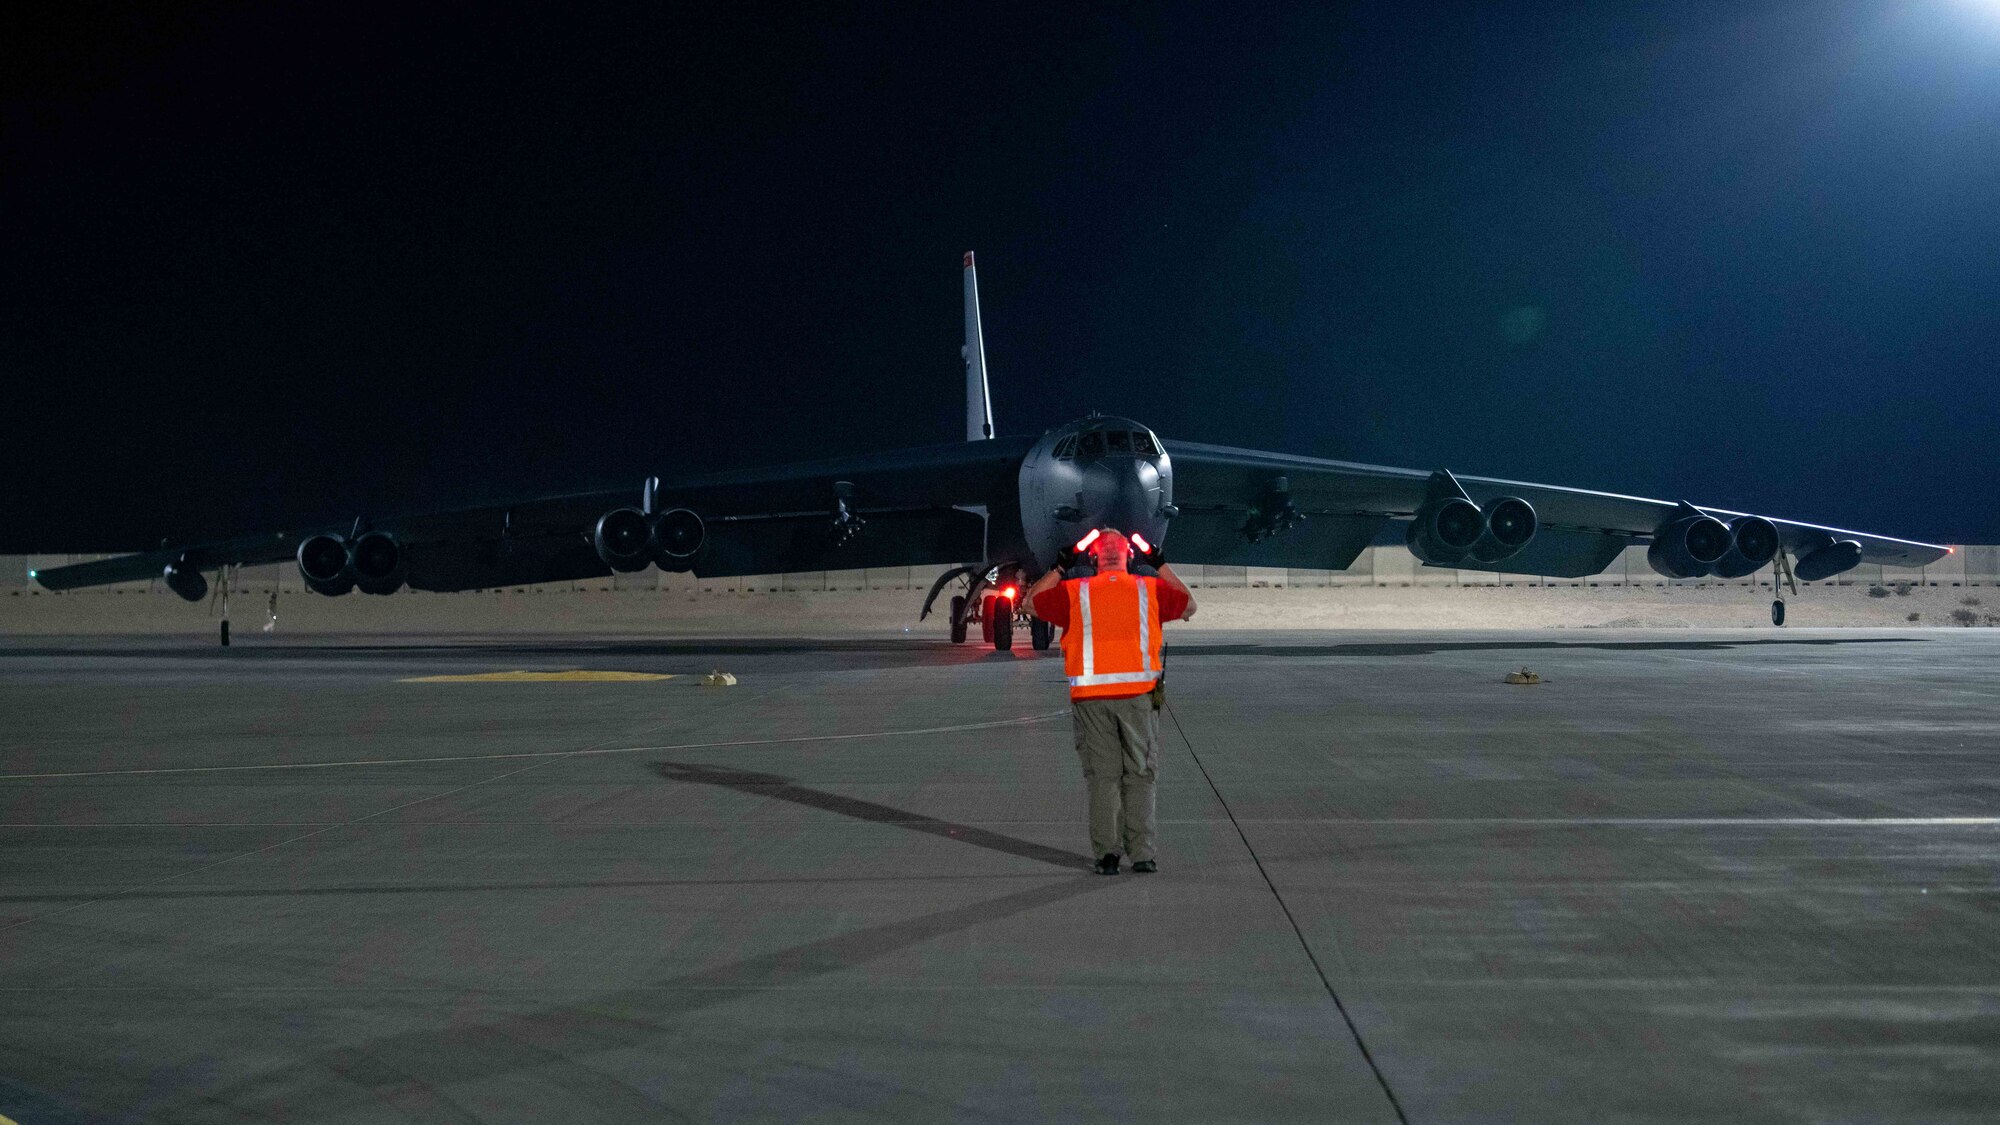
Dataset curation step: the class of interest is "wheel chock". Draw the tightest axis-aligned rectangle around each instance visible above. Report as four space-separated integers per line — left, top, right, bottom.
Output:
1504 668 1542 685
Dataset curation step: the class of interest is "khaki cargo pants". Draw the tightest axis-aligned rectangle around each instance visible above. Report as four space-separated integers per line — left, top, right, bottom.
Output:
1072 689 1161 862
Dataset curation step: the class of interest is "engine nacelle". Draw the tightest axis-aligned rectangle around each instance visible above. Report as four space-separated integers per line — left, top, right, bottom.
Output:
351 531 406 595
651 508 704 572
1408 495 1535 566
1406 496 1484 566
162 559 208 603
1714 516 1780 579
594 508 652 573
1795 539 1864 582
297 534 356 596
1467 497 1537 565
1647 513 1732 578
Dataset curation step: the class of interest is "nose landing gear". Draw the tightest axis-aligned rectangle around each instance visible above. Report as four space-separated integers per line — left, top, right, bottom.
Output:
1030 617 1053 651
927 564 1040 652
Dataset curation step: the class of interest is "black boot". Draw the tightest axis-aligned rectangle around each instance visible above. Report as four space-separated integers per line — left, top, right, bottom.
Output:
1094 853 1120 875
1131 860 1157 874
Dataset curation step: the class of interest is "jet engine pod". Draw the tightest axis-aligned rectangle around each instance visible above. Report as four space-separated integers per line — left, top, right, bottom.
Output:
593 508 653 573
1795 539 1864 582
162 559 208 603
351 531 406 595
651 508 705 572
1467 497 1537 565
297 534 356 596
1714 516 1780 579
1407 496 1484 566
1647 513 1732 579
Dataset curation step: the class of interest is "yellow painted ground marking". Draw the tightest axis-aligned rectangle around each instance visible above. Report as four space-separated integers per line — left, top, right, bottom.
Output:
399 670 675 683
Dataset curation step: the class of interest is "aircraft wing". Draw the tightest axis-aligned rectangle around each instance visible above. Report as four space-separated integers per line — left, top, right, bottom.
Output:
32 437 1033 596
1161 439 1951 578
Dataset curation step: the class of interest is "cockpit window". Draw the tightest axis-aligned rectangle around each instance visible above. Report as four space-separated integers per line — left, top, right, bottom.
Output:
1131 431 1159 456
1078 431 1105 458
1053 436 1077 460
1106 430 1132 454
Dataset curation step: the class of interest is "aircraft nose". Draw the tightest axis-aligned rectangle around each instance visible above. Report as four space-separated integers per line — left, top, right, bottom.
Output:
1079 459 1161 531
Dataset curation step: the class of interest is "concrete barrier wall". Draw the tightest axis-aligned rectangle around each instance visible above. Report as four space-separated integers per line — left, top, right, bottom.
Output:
9 544 1992 597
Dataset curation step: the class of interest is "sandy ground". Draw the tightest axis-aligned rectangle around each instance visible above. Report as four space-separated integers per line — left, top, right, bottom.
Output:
3 582 1993 635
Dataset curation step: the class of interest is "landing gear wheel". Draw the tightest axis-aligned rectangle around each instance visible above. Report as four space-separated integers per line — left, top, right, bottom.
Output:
1771 599 1786 627
949 595 968 644
1030 617 1052 650
981 596 996 644
219 620 231 647
993 597 1014 651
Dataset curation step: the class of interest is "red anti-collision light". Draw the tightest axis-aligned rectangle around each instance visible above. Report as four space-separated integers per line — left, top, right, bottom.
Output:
1130 532 1152 553
1074 528 1102 552
1001 585 1018 600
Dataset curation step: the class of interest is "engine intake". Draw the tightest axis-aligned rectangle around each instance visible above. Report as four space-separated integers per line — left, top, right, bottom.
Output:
351 531 405 595
297 534 356 596
1468 497 1537 565
1714 516 1780 579
652 508 704 571
1407 497 1484 566
1647 512 1732 579
1408 494 1536 566
594 508 653 573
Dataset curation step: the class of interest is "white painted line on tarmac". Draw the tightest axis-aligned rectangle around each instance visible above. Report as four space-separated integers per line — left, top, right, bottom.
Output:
1227 817 2000 827
0 710 1068 782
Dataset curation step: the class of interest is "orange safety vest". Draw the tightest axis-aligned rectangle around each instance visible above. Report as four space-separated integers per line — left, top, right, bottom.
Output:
1061 572 1165 700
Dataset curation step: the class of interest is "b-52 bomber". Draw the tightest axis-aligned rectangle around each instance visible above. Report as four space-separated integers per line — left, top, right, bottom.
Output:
34 252 1950 647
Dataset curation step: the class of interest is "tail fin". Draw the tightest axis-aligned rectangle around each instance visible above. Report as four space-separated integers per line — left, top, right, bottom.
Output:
962 251 995 441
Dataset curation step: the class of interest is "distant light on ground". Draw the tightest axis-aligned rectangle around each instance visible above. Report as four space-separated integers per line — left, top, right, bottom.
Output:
1500 305 1547 344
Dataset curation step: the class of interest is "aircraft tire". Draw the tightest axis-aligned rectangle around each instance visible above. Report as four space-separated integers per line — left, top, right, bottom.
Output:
993 597 1014 651
981 596 995 644
949 595 968 643
1030 617 1052 650
1772 599 1786 627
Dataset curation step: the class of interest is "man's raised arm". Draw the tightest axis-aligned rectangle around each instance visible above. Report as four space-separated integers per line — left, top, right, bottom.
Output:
1156 563 1196 621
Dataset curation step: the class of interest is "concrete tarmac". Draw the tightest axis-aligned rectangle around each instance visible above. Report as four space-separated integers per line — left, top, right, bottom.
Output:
1 629 1996 1123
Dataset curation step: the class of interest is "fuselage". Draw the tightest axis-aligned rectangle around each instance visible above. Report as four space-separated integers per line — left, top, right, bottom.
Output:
1014 415 1173 573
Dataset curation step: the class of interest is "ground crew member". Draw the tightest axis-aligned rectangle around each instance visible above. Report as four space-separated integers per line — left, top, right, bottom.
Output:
1027 528 1195 875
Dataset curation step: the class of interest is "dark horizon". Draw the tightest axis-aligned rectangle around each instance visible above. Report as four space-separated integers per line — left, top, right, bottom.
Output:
5 2 1996 552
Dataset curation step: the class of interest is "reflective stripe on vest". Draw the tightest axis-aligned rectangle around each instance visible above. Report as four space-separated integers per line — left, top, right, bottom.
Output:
1064 574 1163 697
1069 670 1161 688
1079 582 1095 678
1137 581 1150 673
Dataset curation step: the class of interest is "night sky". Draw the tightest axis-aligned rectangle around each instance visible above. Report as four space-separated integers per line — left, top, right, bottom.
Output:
6 2 1996 550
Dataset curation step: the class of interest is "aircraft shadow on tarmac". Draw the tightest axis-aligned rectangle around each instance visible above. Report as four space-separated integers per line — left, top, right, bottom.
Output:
183 874 1111 1118
161 765 1110 1117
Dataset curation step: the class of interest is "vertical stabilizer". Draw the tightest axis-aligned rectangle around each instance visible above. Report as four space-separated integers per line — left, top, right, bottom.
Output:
962 251 995 441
